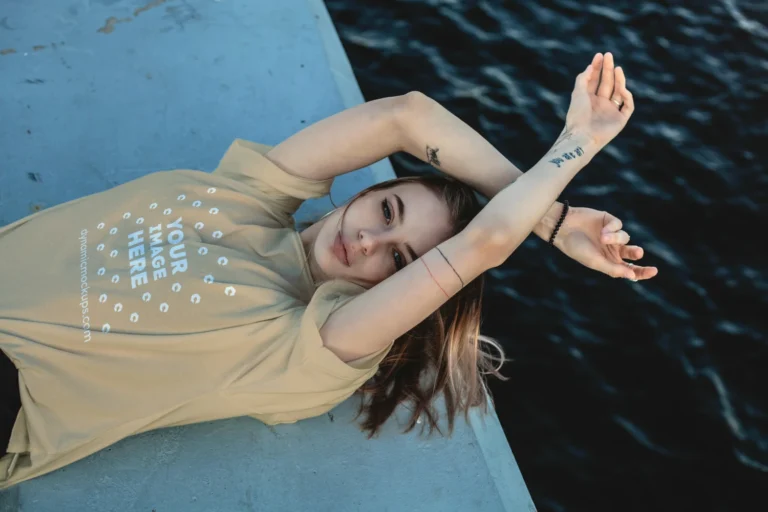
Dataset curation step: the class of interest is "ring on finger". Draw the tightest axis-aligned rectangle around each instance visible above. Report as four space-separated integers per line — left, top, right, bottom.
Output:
625 262 638 282
611 97 624 108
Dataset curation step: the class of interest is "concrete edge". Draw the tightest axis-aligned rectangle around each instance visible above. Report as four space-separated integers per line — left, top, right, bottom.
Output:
301 2 536 510
305 0 396 183
468 395 537 512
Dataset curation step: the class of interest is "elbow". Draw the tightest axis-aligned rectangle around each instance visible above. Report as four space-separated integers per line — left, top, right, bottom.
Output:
486 232 515 269
400 90 435 117
392 91 433 147
402 90 431 104
464 225 513 270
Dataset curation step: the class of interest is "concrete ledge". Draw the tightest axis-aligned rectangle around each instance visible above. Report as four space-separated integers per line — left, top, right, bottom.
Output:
0 0 535 510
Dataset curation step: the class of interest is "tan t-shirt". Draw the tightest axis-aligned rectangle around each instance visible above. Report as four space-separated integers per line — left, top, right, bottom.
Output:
0 139 393 489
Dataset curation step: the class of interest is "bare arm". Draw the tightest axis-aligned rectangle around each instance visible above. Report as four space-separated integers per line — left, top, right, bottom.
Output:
321 58 636 362
321 131 597 361
265 93 563 241
265 95 406 182
396 91 565 240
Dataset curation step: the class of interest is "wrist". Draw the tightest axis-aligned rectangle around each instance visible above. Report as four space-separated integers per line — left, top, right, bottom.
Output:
533 202 564 242
565 127 602 156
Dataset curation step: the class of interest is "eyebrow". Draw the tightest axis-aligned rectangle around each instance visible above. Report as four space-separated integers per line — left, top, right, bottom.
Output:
394 193 419 263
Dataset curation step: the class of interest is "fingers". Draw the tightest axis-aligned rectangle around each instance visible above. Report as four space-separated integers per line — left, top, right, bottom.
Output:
573 62 594 94
597 52 615 99
592 224 659 280
602 234 659 281
622 245 658 281
587 53 603 94
598 260 638 280
623 262 659 281
614 66 635 117
601 230 630 245
590 240 659 281
601 213 623 234
614 64 626 95
619 244 644 261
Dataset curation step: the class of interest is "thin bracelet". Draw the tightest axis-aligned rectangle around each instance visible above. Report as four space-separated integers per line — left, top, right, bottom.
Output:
548 200 569 247
421 259 450 298
435 247 464 288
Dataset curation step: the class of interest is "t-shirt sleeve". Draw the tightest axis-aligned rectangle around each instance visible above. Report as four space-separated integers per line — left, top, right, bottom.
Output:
299 279 396 377
212 139 334 221
246 280 396 426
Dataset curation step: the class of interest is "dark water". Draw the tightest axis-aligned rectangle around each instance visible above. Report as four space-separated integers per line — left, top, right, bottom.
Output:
326 1 767 510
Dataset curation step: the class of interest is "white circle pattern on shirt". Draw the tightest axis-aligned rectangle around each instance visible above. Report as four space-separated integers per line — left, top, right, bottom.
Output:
93 186 238 334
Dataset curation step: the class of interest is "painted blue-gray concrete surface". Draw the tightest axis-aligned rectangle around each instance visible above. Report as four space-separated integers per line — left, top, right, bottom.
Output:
0 1 536 510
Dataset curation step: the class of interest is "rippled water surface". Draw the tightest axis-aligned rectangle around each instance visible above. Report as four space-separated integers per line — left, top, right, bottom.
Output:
326 1 767 510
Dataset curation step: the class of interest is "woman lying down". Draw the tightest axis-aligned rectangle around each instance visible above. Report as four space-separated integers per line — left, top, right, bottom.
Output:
0 51 657 488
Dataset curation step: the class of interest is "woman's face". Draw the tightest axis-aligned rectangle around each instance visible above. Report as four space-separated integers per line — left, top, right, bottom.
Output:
302 182 454 288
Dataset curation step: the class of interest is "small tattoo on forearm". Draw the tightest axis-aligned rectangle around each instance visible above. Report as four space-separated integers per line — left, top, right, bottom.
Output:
549 146 584 168
426 145 441 166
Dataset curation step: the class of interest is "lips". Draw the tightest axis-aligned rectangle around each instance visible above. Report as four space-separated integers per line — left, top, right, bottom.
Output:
334 231 349 266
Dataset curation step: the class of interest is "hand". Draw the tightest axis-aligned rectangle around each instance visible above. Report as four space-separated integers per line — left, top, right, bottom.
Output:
564 52 635 149
553 206 658 281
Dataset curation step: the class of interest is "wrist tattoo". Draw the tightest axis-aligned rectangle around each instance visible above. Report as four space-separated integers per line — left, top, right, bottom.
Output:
426 145 441 166
549 146 584 168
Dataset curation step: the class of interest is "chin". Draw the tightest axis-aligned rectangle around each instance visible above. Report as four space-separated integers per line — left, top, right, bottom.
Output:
323 251 342 279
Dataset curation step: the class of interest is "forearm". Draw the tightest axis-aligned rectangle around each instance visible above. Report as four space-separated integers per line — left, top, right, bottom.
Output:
397 92 565 241
467 131 598 262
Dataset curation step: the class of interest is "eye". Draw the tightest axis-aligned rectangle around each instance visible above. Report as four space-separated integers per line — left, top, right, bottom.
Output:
382 199 404 271
382 198 392 224
393 250 404 271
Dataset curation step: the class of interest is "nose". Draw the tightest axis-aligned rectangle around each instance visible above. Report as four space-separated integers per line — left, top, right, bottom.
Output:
358 228 391 256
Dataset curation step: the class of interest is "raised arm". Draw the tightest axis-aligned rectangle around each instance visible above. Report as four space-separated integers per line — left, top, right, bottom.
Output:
264 92 562 241
321 59 636 362
321 131 596 362
392 90 564 242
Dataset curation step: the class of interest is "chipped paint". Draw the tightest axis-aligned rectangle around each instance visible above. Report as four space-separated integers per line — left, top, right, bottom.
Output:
134 0 168 17
95 1 169 35
0 17 15 31
0 48 16 56
97 16 132 34
32 45 46 51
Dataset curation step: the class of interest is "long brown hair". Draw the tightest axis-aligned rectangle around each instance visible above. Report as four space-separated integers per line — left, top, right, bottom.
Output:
302 175 510 438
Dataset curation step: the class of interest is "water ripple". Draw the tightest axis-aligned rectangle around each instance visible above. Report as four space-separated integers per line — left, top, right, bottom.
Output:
734 450 768 472
702 368 747 441
721 0 768 39
326 0 768 508
613 415 677 457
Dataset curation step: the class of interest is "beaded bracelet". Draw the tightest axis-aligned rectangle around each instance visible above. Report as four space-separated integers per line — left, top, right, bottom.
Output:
548 200 569 247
